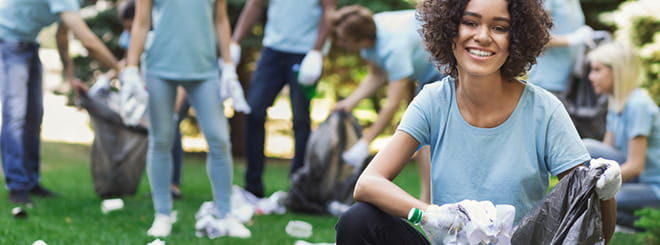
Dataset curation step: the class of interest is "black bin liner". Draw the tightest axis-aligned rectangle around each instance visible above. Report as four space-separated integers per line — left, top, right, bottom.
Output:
285 111 366 214
511 165 605 245
560 33 612 140
78 90 147 198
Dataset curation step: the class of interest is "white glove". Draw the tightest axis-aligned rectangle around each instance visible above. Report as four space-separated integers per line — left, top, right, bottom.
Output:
219 62 251 114
342 140 369 168
230 42 241 65
421 204 468 244
298 50 323 86
119 67 148 126
566 25 595 48
589 158 622 200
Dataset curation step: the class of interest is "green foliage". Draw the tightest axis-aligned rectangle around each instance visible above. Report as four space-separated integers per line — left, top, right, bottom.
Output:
338 0 414 11
633 208 660 244
599 0 660 105
73 7 124 82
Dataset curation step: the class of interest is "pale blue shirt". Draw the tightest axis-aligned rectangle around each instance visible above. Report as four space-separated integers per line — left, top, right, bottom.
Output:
607 89 660 187
0 0 80 42
360 10 439 83
528 0 584 92
145 0 218 80
398 77 590 222
263 0 321 54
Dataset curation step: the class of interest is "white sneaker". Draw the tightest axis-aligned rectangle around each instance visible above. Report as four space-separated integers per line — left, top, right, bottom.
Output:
212 216 251 238
147 211 178 237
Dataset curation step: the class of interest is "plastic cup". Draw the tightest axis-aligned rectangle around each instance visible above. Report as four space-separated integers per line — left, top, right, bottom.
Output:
101 198 124 214
285 220 313 238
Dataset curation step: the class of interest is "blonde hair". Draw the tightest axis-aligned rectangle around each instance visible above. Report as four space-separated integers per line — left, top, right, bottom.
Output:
587 42 644 113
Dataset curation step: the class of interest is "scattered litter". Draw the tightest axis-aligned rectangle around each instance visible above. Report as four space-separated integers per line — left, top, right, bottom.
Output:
194 186 290 239
12 207 27 219
32 240 47 245
294 240 335 245
286 220 313 238
146 238 165 245
255 191 287 215
101 198 124 214
231 186 256 222
326 201 350 217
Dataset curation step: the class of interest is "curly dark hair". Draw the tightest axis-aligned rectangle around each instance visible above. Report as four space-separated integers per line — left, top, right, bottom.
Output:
417 0 552 80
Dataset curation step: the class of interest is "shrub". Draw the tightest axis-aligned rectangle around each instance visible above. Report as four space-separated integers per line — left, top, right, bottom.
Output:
633 208 660 244
600 0 660 105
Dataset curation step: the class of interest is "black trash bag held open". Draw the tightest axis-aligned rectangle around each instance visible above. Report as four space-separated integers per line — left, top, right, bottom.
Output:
78 89 147 198
285 111 365 214
511 165 605 245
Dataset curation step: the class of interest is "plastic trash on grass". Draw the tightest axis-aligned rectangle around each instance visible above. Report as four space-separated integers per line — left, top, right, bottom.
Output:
286 220 313 238
147 238 165 245
101 198 124 214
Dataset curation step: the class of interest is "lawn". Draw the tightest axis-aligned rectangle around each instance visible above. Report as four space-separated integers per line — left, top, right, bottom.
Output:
0 141 643 244
0 141 422 245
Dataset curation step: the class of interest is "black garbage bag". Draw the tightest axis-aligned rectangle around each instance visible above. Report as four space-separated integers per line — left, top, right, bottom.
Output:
285 111 365 214
511 165 605 245
78 88 147 198
560 32 612 140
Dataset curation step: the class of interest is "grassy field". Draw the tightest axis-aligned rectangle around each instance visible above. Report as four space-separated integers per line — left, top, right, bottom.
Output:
0 141 642 244
0 141 422 245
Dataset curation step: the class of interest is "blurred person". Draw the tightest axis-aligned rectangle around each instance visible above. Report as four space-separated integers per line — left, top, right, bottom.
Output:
124 0 250 237
331 5 447 202
583 42 660 229
117 0 184 199
0 0 120 205
231 0 337 198
335 0 619 243
528 0 595 96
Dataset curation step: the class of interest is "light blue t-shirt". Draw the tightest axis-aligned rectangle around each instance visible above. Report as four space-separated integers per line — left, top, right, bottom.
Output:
528 0 584 92
607 89 660 186
145 0 218 80
263 0 321 54
360 10 439 84
398 77 590 222
0 0 80 42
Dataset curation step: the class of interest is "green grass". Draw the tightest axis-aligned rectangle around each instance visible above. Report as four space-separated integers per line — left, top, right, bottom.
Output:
0 141 422 245
0 141 644 244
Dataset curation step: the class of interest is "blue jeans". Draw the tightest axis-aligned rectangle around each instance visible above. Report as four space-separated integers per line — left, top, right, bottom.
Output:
146 74 232 216
583 138 660 227
245 47 311 196
0 40 43 191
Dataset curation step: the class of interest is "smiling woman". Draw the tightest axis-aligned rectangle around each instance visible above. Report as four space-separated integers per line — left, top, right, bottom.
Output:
334 0 619 244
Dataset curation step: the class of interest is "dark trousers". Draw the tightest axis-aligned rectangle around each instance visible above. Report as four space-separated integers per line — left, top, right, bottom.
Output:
244 47 311 196
171 98 190 186
336 202 430 245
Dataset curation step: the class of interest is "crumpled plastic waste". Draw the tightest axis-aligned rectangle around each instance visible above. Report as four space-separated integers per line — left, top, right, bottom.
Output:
294 240 335 245
255 191 288 215
194 186 288 238
286 220 313 238
326 200 351 217
146 238 165 245
422 200 515 245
